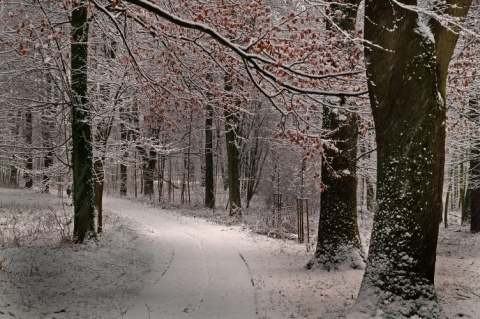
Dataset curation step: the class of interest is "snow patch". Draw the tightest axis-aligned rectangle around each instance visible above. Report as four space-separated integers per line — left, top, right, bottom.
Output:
415 19 435 44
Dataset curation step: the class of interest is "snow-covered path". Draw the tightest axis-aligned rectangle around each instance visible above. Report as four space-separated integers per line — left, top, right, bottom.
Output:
3 189 478 319
104 198 257 319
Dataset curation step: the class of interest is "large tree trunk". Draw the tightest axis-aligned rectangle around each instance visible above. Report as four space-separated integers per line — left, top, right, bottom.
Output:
225 108 242 216
71 0 95 242
308 0 363 270
349 1 472 317
224 75 242 216
205 102 215 209
470 97 480 232
308 105 363 270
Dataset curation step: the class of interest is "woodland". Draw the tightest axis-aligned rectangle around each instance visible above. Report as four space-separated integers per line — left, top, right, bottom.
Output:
0 0 480 318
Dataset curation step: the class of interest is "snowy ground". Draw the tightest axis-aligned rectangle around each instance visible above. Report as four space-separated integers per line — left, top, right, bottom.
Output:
0 187 479 319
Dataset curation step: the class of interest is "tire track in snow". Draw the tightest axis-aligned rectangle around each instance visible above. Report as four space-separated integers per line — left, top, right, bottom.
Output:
106 198 256 319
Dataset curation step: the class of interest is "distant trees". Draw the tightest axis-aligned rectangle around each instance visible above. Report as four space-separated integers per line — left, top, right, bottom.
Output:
1 1 480 316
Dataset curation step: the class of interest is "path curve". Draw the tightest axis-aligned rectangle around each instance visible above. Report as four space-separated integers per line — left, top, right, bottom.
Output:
104 198 257 319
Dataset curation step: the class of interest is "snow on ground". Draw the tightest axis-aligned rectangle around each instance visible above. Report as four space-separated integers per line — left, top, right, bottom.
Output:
0 187 479 319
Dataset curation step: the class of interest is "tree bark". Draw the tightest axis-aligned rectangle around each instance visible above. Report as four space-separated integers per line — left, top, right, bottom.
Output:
142 148 156 198
119 107 129 197
24 110 33 188
205 102 215 209
158 152 166 201
224 74 242 216
308 0 363 270
10 162 17 187
42 103 54 193
308 106 363 270
94 159 105 233
71 0 95 242
94 114 114 234
470 97 480 232
225 108 242 215
445 184 451 229
349 1 472 317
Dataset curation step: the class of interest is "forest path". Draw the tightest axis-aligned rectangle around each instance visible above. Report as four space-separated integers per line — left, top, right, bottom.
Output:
104 198 257 319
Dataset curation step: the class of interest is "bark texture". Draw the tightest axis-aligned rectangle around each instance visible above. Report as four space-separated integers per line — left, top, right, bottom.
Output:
349 0 470 317
205 102 215 209
470 98 480 232
225 108 242 216
308 107 363 270
71 0 95 242
224 74 242 216
24 110 33 188
308 0 363 270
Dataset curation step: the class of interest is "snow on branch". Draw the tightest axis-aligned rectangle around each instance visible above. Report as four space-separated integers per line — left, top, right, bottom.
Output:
118 0 368 98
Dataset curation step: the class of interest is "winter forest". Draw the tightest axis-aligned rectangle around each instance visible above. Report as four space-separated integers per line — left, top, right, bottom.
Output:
0 0 480 318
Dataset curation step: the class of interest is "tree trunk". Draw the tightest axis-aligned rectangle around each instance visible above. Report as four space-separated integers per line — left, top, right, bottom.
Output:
158 152 166 201
42 104 54 193
10 162 17 187
205 102 215 209
181 151 188 204
120 106 128 197
142 148 156 198
244 112 268 209
24 110 33 188
43 151 53 192
94 159 104 233
71 0 95 242
445 184 451 229
120 160 128 196
349 1 472 317
308 0 363 270
308 105 363 270
224 75 242 216
470 98 480 232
